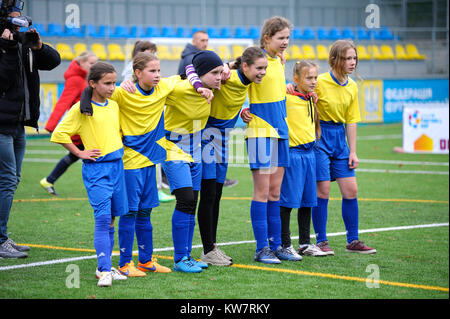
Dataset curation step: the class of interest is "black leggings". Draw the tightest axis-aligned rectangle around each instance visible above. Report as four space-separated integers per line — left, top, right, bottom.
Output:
197 179 224 254
173 187 199 215
47 144 84 184
280 206 312 247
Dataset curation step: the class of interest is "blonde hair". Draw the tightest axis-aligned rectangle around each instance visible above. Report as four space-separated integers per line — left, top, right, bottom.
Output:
293 60 321 139
328 40 361 81
75 51 96 63
259 16 293 49
132 51 159 83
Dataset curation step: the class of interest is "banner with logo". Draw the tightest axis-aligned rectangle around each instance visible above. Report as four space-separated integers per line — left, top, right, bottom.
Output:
402 104 449 154
359 80 383 122
383 79 449 123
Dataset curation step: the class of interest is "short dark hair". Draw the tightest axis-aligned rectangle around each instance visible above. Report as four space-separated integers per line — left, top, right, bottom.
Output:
87 61 116 83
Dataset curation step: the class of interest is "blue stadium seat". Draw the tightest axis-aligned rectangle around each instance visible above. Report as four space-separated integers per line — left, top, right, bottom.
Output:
248 26 260 39
234 26 249 38
65 24 85 37
176 26 190 38
33 23 48 37
207 26 221 38
145 26 161 37
129 25 146 38
47 23 65 37
161 26 176 37
220 26 232 38
374 26 395 40
189 26 204 37
317 27 329 40
86 24 106 38
341 27 356 40
292 27 302 40
357 27 372 40
110 25 130 38
301 27 315 40
328 27 341 40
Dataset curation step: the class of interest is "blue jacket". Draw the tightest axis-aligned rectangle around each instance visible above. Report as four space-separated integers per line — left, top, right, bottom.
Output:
177 43 201 76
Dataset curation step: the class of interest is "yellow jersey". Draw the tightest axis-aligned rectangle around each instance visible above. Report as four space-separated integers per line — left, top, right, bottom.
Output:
111 76 181 169
247 51 288 139
285 94 316 148
315 72 361 124
50 100 123 162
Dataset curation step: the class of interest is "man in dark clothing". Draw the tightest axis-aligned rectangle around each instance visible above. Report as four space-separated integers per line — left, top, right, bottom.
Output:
0 7 61 258
177 30 209 76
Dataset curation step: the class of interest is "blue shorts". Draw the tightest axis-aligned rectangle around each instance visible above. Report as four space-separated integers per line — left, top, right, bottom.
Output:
161 161 202 193
280 145 317 208
315 121 356 182
246 137 290 170
201 127 229 183
82 159 128 218
124 166 159 212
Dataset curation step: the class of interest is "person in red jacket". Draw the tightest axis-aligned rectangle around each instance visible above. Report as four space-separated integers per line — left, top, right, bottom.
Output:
40 51 98 195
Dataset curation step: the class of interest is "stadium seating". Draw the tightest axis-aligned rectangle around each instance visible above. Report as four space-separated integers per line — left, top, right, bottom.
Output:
91 43 108 60
301 27 315 40
289 45 303 60
374 27 395 40
207 26 221 38
292 27 303 40
107 43 126 61
56 42 74 60
316 44 329 60
73 42 88 57
341 27 356 40
380 44 395 60
161 26 177 38
234 26 249 39
356 45 371 60
405 43 426 60
146 26 161 37
129 25 146 38
34 23 48 37
367 45 384 60
220 26 232 39
248 26 260 40
65 25 85 38
109 25 130 38
171 45 184 60
176 26 190 38
395 44 409 60
356 27 372 40
302 44 316 60
327 27 341 40
217 45 231 60
317 27 329 40
47 23 65 37
231 44 244 59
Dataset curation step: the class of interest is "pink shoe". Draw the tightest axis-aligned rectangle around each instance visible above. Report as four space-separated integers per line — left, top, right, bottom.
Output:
316 241 335 256
346 240 376 254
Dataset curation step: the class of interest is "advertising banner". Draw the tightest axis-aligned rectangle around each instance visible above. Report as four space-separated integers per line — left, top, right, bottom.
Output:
359 80 384 123
402 104 449 154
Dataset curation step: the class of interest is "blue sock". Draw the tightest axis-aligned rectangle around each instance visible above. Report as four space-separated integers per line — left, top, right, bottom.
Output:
172 209 190 263
94 214 112 272
250 200 268 252
109 225 115 258
312 197 328 243
342 198 359 243
136 211 153 264
267 200 282 251
187 213 195 258
118 214 136 267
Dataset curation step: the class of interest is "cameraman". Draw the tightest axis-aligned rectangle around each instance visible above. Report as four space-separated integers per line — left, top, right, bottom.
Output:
0 5 60 258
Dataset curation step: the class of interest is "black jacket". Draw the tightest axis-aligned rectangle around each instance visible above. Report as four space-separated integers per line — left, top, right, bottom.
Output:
0 38 61 134
177 43 201 76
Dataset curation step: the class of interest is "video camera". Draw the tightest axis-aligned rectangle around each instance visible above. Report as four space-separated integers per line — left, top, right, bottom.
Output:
0 0 39 48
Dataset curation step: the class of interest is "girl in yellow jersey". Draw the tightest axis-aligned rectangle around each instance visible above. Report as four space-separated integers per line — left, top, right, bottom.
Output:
51 62 128 287
190 47 268 266
162 50 224 273
240 16 293 264
312 40 376 255
279 61 328 259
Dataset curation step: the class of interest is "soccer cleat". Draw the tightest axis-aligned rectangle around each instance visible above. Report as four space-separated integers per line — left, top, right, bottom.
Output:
173 256 202 273
5 238 30 252
158 190 175 203
346 240 376 254
223 178 238 187
117 260 147 277
214 244 233 262
254 246 281 264
298 244 328 257
200 247 232 266
317 240 335 256
188 257 208 269
39 178 58 196
97 271 112 287
96 268 128 280
275 245 303 261
137 258 172 273
0 240 28 259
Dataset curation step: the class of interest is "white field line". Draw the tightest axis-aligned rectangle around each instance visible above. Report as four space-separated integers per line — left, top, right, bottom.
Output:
1 222 448 271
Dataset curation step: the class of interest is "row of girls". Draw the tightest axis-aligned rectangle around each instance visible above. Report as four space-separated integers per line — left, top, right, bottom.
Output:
49 15 376 287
